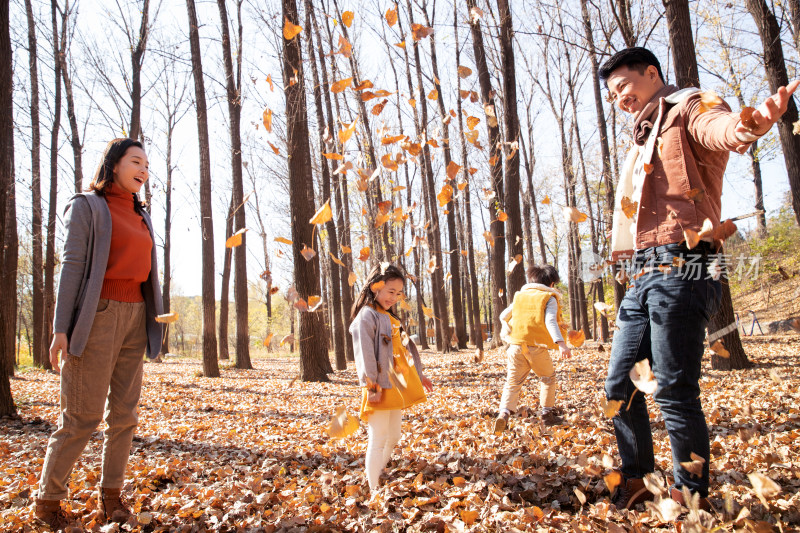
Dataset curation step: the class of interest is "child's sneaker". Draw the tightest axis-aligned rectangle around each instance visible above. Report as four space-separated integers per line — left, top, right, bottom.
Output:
493 411 510 433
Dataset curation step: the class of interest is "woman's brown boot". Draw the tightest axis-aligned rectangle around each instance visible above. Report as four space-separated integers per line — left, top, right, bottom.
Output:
34 498 74 529
99 487 132 522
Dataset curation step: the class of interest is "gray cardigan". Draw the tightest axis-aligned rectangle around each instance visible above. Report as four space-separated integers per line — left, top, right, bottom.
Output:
53 191 164 359
349 305 425 389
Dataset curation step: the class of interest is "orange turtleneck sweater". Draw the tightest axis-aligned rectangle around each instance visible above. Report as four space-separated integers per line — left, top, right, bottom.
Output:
100 184 153 302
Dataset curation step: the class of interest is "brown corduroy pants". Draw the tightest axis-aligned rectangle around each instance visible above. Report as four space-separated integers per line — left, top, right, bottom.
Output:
38 299 146 500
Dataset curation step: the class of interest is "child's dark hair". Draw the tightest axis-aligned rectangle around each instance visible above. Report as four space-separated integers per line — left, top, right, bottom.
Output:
527 264 560 286
598 47 665 86
350 263 406 320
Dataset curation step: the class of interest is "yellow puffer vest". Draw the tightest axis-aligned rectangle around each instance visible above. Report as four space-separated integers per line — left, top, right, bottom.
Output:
507 288 567 349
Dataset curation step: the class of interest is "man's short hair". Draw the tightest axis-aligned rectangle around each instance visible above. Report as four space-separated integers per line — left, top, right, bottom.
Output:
598 47 665 86
526 264 560 286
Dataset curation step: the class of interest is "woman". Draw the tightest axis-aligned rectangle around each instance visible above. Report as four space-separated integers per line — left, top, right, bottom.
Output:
35 138 163 527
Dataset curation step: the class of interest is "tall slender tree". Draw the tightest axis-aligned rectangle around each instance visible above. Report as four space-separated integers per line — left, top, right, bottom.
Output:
217 0 251 369
283 0 330 381
185 0 219 377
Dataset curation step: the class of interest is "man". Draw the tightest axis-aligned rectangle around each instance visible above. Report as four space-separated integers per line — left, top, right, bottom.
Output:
599 47 797 509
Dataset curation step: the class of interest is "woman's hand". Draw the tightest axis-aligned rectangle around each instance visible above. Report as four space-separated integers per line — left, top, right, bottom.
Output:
49 333 69 374
421 376 434 393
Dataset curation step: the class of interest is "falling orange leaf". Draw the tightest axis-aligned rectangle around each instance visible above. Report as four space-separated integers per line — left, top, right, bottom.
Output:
339 118 358 145
341 10 354 27
328 405 359 439
710 340 730 358
687 188 706 203
309 201 332 225
643 162 654 174
262 108 273 133
466 116 480 130
497 210 508 222
353 79 373 91
567 330 585 347
341 245 351 254
275 236 293 245
330 77 353 93
400 139 422 157
437 184 453 207
358 247 371 261
464 130 479 145
225 228 248 248
408 98 416 109
348 271 357 286
382 134 405 145
394 40 406 48
372 99 388 116
381 153 398 171
457 65 472 78
563 206 588 224
469 6 485 22
329 253 346 267
483 230 495 247
155 312 179 324
385 7 398 26
300 244 317 261
542 196 551 205
714 219 737 242
263 333 274 346
268 141 280 155
411 23 433 40
283 17 302 40
266 75 274 91
621 196 638 219
699 90 724 113
427 89 438 100
604 471 623 493
322 152 344 160
446 161 461 180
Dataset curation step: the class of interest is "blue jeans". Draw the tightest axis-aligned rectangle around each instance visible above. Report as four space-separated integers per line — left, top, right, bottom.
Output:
605 242 722 497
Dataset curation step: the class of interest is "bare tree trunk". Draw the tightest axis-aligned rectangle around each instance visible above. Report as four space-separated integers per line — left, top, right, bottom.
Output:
59 13 83 195
217 0 250 369
128 0 150 141
43 0 66 373
219 196 234 362
496 0 525 300
467 0 507 345
0 0 17 415
746 0 800 227
519 117 547 264
662 0 700 88
185 0 219 377
25 0 45 368
421 3 467 349
161 122 173 355
306 0 345 370
283 0 329 381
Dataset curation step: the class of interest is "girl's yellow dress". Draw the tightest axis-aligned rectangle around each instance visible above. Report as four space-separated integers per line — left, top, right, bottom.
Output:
359 306 426 420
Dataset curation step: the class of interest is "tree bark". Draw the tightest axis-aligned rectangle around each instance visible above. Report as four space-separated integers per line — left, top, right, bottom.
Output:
219 195 234 362
746 0 800 227
0 0 17 415
185 0 219 377
25 0 45 368
217 0 251 369
305 0 346 370
496 0 525 300
128 0 150 142
466 0 507 345
283 0 330 381
662 0 700 88
60 25 83 195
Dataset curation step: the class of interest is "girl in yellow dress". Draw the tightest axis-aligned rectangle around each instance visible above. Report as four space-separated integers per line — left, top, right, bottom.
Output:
349 263 434 491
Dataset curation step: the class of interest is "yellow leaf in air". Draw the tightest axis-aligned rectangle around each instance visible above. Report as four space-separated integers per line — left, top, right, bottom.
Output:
464 129 478 145
155 312 179 324
330 253 346 267
308 295 323 311
348 271 357 286
263 333 274 346
630 359 658 394
698 90 724 113
374 213 390 227
457 65 472 78
267 141 280 155
385 7 398 26
382 134 405 145
497 210 508 222
601 397 624 418
457 181 467 191
562 206 588 224
330 77 353 93
283 17 302 40
604 470 623 493
328 405 359 439
483 230 494 247
391 186 406 193
422 305 433 318
262 108 273 133
300 244 317 261
437 184 453 207
381 153 398 171
542 195 551 205
358 247 370 261
339 118 358 145
266 75 274 91
372 99 388 116
336 35 352 58
341 245 351 254
408 98 416 109
323 152 343 160
621 196 638 219
275 236 293 245
225 228 248 248
394 40 405 48
710 340 730 358
341 10 354 27
461 250 468 257
309 201 332 225
680 452 706 478
354 79 373 91
446 161 461 180
567 329 585 347
411 23 433 40
427 89 438 100
466 116 480 130
280 334 295 347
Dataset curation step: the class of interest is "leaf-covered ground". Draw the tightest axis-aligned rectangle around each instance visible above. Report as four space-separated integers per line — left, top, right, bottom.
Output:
2 337 800 532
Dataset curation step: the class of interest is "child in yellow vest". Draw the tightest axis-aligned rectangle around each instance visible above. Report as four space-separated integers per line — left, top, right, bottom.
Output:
494 264 571 432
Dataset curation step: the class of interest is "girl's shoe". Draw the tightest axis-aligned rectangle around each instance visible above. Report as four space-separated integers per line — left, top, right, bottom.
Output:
99 487 132 523
493 412 509 433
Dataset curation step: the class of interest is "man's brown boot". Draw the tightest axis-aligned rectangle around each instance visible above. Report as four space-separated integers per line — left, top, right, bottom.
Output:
670 487 712 512
34 498 74 529
611 476 655 509
99 487 132 523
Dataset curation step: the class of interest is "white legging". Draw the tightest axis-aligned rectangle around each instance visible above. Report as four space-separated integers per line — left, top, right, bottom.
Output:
365 409 402 490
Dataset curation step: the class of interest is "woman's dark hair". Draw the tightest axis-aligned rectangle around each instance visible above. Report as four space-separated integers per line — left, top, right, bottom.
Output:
87 138 144 196
350 263 406 320
598 47 665 86
527 264 560 287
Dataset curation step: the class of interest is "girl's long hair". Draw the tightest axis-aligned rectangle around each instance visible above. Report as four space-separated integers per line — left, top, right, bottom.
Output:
87 138 145 204
350 263 406 320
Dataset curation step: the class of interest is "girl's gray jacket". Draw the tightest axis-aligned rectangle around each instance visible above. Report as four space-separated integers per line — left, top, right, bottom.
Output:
53 192 164 359
349 305 425 389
